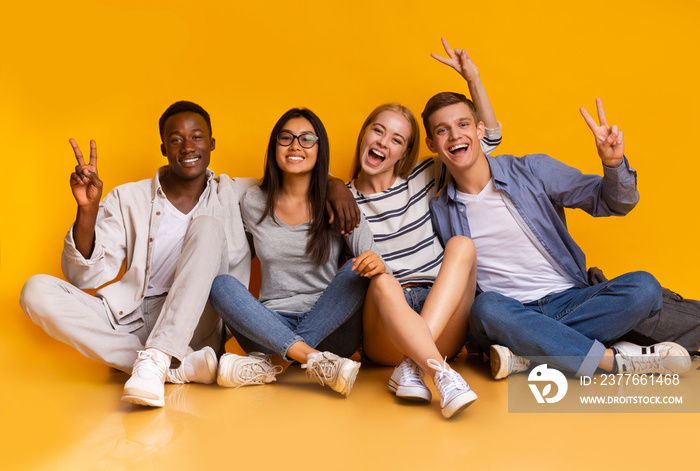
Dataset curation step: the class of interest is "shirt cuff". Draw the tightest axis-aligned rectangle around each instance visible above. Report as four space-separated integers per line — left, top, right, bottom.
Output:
484 121 502 141
602 156 637 183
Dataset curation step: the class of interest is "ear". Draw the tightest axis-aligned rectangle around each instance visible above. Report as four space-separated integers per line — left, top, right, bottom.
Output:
210 137 216 151
425 135 437 153
477 121 485 141
160 143 167 157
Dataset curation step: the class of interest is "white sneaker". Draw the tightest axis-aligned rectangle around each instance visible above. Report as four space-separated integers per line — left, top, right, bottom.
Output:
427 358 477 419
303 351 360 396
123 349 169 407
612 341 691 374
216 353 282 388
490 345 531 380
388 357 431 402
166 347 218 384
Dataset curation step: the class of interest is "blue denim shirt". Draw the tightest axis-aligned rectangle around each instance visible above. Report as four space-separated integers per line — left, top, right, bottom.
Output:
430 154 638 289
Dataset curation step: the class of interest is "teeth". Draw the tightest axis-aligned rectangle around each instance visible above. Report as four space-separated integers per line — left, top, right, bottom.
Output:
369 149 385 158
181 157 199 163
287 156 304 161
449 144 469 152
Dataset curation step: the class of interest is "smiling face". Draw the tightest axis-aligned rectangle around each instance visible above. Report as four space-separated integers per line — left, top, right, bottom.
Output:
358 110 412 180
160 111 215 183
425 102 485 174
275 116 318 176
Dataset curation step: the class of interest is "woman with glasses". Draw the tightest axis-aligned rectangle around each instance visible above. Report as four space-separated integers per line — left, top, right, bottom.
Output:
210 108 386 396
346 39 502 418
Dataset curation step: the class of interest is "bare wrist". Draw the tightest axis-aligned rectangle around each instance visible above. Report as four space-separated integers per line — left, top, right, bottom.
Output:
77 203 100 214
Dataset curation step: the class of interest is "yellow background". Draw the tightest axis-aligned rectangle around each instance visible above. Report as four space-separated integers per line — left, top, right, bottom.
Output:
1 0 698 469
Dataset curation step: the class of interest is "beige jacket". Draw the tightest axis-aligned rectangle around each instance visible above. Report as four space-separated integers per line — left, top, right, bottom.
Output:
61 167 254 328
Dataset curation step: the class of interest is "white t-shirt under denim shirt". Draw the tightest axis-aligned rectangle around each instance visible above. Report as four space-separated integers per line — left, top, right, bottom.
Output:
455 179 574 303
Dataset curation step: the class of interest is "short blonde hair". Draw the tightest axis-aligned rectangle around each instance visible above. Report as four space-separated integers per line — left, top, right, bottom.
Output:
352 103 420 180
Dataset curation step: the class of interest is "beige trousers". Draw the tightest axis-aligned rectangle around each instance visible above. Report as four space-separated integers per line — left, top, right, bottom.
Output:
19 216 230 373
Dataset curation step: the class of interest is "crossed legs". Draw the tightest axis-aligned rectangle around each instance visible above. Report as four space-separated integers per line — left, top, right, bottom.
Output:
362 236 476 373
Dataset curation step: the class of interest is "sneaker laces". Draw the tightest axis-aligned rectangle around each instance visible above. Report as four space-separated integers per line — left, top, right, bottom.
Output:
134 350 168 378
398 358 424 385
620 353 665 373
167 365 188 384
234 355 282 388
427 358 468 397
509 353 531 373
303 353 338 386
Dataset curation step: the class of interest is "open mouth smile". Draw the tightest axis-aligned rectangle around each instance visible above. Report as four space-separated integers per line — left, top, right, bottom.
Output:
448 143 469 157
366 148 386 166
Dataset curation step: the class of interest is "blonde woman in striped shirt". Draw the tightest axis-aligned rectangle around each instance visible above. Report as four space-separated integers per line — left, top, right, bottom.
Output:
346 38 501 418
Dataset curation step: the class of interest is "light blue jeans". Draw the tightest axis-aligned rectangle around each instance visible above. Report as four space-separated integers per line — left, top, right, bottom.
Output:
402 286 431 313
210 260 368 360
469 271 663 376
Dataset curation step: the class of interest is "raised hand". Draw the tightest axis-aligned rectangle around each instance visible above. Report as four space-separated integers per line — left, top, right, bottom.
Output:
69 138 103 207
430 37 480 82
580 98 624 168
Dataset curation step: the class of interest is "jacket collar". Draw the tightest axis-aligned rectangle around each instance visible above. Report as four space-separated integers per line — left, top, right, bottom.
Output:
151 166 215 200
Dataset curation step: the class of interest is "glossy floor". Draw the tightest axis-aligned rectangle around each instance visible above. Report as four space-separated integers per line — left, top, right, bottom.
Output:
3 319 699 470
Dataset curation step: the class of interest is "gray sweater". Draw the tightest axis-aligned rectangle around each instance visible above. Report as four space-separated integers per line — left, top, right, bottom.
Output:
242 185 384 313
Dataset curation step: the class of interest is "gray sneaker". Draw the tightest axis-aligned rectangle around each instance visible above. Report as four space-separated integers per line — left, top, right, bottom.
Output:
490 345 531 380
428 358 477 419
303 351 360 396
217 353 282 388
612 341 691 374
388 357 431 402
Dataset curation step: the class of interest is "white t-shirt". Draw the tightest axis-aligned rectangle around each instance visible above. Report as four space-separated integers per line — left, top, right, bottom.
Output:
455 179 574 303
146 198 200 296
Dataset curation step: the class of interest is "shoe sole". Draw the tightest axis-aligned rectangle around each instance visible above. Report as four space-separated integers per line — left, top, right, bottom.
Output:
442 389 478 419
203 349 218 384
122 389 165 408
217 354 278 388
335 361 361 396
216 354 239 388
388 380 432 402
490 345 509 380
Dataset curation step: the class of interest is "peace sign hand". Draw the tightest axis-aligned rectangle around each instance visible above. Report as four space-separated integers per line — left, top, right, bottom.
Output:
579 98 625 168
69 138 103 207
430 37 480 82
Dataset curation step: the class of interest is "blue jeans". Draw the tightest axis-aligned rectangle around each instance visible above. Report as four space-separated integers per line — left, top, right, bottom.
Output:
210 260 368 360
469 271 663 376
403 286 431 313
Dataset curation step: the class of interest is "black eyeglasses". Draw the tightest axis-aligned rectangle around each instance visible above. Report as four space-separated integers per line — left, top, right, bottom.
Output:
276 131 319 149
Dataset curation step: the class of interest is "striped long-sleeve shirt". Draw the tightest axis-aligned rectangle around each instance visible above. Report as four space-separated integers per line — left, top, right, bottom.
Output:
347 126 502 286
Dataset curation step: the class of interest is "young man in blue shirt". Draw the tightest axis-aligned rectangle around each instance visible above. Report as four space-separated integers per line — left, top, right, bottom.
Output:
425 94 690 378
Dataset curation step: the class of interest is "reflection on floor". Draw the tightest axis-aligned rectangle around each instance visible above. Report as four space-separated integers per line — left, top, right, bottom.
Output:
3 320 699 471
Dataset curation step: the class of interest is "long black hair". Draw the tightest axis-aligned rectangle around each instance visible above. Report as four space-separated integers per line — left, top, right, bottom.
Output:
259 108 332 265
